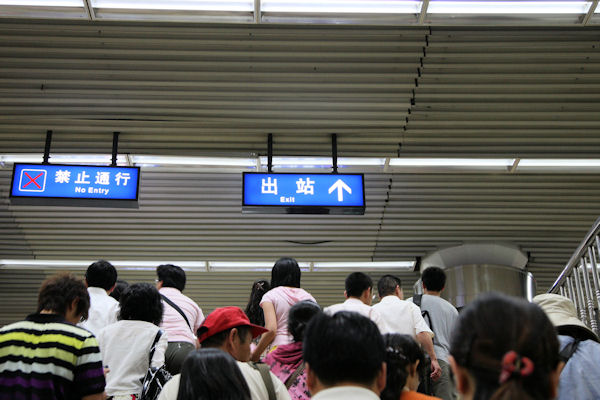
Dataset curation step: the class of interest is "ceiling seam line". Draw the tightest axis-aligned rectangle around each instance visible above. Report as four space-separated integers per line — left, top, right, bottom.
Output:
399 26 431 158
373 176 394 262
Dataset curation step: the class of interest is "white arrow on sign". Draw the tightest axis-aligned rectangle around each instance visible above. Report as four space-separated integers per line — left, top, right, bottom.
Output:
328 179 352 202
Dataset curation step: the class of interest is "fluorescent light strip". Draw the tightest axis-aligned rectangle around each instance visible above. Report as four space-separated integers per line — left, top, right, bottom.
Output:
258 156 385 168
91 0 253 11
0 259 207 270
132 155 256 167
518 159 600 167
313 261 415 270
261 0 422 14
4 154 600 170
0 154 128 165
427 1 592 14
209 261 311 271
0 0 82 6
1 259 414 271
389 158 514 167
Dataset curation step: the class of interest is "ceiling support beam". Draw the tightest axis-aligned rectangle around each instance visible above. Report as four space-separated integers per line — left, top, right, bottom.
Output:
254 0 261 23
508 158 521 174
583 0 598 25
83 0 95 21
419 0 430 24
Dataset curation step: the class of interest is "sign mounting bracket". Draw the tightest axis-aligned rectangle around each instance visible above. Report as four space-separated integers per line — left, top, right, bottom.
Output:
43 130 52 165
331 133 338 173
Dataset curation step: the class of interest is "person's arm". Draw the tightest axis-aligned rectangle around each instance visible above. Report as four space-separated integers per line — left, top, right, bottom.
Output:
416 331 442 381
82 393 105 400
250 301 277 362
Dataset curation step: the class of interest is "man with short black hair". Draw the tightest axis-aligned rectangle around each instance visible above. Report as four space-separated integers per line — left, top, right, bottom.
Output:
158 306 290 400
323 272 388 333
0 273 105 400
156 264 204 375
373 274 442 381
408 266 458 400
80 259 119 336
303 311 386 399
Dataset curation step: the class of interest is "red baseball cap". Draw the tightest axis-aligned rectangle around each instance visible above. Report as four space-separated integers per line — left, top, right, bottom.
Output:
197 306 269 343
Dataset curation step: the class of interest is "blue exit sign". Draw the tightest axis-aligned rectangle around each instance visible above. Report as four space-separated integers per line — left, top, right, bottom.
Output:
10 163 140 208
243 172 365 215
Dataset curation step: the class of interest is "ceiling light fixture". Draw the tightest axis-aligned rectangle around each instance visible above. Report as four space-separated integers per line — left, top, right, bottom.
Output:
389 158 515 167
312 261 416 271
132 155 257 167
91 0 253 11
518 159 600 167
427 1 591 14
0 0 82 5
0 259 414 272
261 0 422 14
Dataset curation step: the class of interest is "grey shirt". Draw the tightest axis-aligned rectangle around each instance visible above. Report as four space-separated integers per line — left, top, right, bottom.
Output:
408 294 458 362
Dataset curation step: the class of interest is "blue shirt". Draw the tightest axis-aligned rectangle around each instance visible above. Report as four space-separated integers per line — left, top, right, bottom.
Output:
558 335 600 400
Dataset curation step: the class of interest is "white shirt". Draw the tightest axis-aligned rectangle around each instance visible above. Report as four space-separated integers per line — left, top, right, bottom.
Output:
158 361 291 400
372 296 433 339
79 286 119 337
98 320 168 397
324 298 389 334
312 386 380 400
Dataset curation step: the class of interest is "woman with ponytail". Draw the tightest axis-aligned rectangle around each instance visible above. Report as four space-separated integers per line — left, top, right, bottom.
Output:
449 292 562 400
381 334 440 400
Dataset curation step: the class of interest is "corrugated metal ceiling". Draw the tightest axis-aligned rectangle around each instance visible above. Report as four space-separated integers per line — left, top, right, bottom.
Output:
1 21 600 324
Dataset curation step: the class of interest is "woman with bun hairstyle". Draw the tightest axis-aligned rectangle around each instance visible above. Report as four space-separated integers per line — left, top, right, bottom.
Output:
449 292 562 400
381 334 440 400
264 300 321 400
251 257 317 361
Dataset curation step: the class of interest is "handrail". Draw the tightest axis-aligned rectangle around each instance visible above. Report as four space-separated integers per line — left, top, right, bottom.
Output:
549 216 600 294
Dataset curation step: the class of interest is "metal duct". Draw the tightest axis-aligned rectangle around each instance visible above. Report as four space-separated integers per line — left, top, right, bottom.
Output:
414 243 535 308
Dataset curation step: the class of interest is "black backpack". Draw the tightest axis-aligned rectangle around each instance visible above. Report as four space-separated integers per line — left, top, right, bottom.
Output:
413 294 435 396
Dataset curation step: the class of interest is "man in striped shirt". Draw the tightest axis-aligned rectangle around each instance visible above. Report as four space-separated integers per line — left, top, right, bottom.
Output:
0 273 106 400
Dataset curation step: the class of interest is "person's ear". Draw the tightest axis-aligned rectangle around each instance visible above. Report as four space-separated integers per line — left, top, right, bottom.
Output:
413 359 420 376
449 355 472 397
65 298 82 324
549 362 563 399
108 283 116 294
227 328 239 352
344 290 348 299
375 361 387 395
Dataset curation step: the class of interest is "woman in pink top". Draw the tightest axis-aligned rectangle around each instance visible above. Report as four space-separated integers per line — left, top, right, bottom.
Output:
250 257 317 361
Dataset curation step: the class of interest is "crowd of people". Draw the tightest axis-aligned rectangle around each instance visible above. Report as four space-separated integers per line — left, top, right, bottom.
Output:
0 257 599 400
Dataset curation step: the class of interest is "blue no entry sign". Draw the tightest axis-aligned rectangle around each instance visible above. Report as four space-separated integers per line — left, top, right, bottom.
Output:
10 163 140 207
243 172 365 214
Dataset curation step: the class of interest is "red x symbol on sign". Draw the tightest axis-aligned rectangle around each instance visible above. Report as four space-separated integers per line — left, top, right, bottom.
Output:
23 172 43 189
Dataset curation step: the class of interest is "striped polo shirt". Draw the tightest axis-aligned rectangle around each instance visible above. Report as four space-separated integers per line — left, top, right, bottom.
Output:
0 313 105 400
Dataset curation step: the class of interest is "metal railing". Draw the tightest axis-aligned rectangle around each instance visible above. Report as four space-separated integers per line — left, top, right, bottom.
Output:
549 216 600 337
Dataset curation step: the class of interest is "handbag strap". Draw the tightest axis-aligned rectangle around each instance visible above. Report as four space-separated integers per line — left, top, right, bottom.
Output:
559 338 581 364
284 362 305 389
148 330 163 369
248 362 276 400
161 294 193 332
